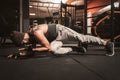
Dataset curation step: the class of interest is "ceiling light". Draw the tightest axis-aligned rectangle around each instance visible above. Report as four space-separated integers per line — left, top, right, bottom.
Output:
29 6 33 8
71 0 84 5
51 0 67 3
29 13 36 16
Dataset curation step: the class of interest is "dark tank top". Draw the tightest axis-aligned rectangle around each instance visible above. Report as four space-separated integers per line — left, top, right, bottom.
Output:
28 24 58 43
45 24 58 42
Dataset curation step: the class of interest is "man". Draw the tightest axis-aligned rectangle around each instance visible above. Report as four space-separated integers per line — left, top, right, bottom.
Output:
9 24 115 58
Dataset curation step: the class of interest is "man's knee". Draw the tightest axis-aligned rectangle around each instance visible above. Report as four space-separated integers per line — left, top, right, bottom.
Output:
50 41 63 52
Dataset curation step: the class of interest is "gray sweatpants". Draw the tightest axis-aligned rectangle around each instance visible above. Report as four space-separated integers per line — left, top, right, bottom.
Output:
50 24 107 54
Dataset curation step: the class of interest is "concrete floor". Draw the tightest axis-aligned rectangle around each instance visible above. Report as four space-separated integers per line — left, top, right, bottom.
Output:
0 40 120 80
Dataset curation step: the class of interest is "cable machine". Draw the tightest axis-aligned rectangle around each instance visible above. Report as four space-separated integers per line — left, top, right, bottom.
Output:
60 0 120 46
60 1 84 33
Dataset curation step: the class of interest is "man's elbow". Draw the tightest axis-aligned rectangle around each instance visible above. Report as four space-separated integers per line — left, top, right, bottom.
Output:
46 46 51 51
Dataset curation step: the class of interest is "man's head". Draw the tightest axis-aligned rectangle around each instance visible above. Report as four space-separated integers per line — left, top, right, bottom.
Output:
10 31 25 46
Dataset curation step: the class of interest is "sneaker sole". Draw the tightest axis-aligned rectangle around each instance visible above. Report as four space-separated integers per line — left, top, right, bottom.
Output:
106 42 115 56
81 47 87 53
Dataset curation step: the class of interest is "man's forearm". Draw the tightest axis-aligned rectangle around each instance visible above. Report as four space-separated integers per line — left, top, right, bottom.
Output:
32 47 51 52
18 48 26 51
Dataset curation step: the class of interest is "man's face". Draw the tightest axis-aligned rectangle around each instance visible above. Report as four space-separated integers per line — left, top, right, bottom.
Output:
21 33 30 44
21 38 29 44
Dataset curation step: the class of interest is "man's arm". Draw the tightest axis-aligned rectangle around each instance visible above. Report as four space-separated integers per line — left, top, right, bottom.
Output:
32 30 51 52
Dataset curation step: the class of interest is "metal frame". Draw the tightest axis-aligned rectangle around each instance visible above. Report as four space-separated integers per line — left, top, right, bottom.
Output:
60 2 84 28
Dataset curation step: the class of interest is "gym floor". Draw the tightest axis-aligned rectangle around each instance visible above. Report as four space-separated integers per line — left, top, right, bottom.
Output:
0 40 120 80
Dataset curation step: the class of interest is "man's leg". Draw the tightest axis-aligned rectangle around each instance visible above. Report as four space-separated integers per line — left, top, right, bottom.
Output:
77 35 115 56
56 24 107 45
50 40 72 54
56 24 114 56
64 27 115 56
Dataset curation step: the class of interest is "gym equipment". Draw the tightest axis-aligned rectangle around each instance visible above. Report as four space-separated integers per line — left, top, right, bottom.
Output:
92 10 120 39
91 1 120 46
60 1 84 33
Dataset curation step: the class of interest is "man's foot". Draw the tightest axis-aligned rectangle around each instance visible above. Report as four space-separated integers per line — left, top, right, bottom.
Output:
81 42 88 50
79 46 87 53
78 42 88 53
105 42 115 56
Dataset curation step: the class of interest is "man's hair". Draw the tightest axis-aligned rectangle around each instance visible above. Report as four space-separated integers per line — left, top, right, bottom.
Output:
10 31 25 46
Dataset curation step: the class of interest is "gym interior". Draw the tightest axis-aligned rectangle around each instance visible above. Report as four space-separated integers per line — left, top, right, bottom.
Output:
0 0 120 80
